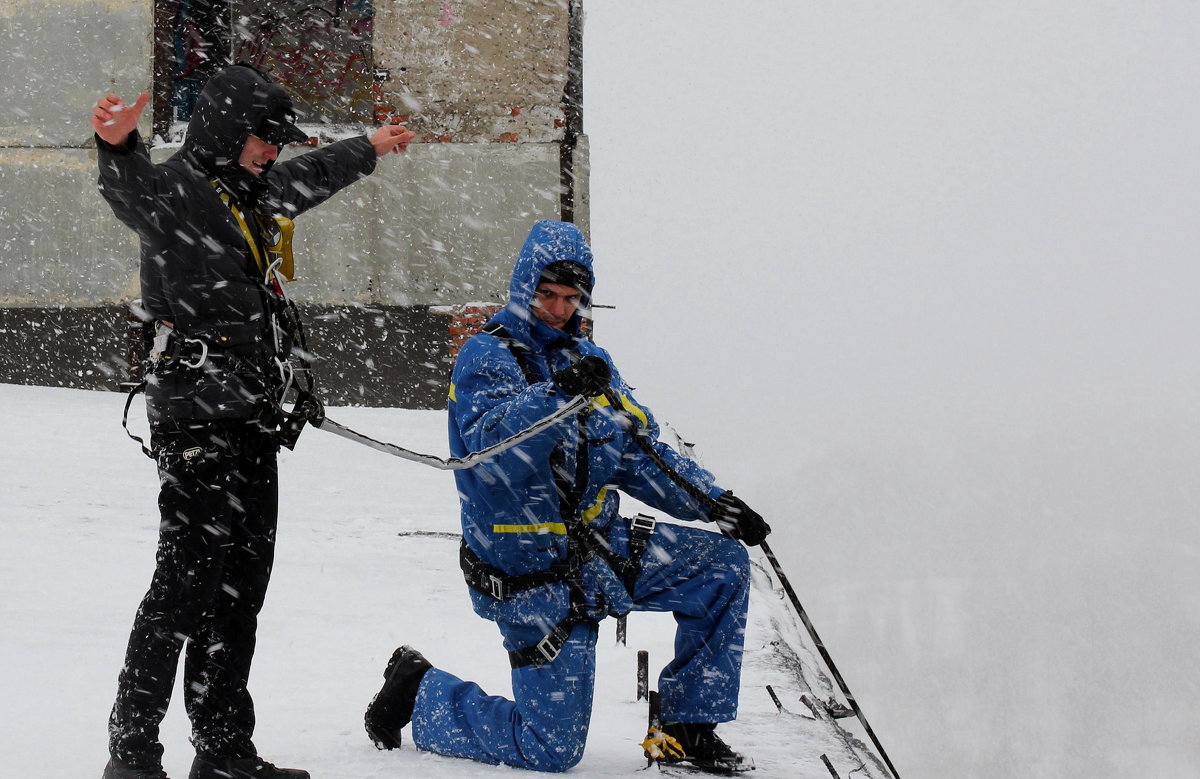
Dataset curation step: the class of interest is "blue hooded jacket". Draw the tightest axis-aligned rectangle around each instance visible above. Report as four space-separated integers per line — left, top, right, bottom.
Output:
448 220 724 628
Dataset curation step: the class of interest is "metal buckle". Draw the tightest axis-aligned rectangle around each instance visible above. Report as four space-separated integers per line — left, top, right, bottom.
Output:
631 513 656 537
487 574 506 601
535 631 562 664
179 337 209 369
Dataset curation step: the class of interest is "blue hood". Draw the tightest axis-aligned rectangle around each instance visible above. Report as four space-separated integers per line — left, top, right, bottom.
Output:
495 220 595 348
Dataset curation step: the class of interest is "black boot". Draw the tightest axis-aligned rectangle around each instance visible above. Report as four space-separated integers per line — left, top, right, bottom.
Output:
657 722 754 774
102 757 169 779
364 645 432 750
188 755 309 779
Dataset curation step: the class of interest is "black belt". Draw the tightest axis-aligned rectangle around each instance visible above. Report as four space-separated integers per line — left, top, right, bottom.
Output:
462 515 658 669
158 329 273 368
460 542 577 601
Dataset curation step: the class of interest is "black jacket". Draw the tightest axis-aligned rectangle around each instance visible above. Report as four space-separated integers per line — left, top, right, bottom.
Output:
97 66 377 421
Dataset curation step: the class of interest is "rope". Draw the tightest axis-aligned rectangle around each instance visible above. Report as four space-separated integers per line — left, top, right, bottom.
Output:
311 394 591 471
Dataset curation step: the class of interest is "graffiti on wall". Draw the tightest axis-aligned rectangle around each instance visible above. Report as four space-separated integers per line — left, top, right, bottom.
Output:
164 0 375 128
234 0 375 124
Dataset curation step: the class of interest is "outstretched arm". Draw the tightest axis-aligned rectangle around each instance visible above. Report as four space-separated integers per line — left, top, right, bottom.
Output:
264 123 418 217
91 92 174 233
608 379 771 545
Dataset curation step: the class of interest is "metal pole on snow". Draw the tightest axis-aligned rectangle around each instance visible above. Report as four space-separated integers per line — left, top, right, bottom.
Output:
759 538 901 779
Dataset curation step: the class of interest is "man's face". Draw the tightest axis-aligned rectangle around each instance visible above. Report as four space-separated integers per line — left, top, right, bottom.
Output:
238 134 279 176
532 282 584 330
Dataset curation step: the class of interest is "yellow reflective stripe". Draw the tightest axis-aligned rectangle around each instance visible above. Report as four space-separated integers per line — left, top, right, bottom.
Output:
592 391 648 428
494 490 606 533
448 382 457 402
493 522 568 534
624 396 649 428
581 486 608 523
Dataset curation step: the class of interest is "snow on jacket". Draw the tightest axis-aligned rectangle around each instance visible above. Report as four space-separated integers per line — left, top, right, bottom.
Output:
95 65 377 421
449 219 725 627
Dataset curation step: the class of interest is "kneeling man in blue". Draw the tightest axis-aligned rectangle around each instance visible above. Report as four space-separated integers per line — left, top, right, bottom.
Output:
365 220 771 773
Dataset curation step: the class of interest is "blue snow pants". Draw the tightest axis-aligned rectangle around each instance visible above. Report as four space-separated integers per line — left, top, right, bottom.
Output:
411 521 750 772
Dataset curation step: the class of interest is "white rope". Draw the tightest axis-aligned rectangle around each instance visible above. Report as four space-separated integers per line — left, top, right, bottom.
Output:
312 394 591 471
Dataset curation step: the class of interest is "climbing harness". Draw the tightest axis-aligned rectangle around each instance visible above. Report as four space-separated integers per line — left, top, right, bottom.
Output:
457 511 657 668
122 184 316 456
214 184 296 282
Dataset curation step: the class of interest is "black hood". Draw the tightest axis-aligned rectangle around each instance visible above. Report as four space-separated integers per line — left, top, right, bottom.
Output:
181 65 306 199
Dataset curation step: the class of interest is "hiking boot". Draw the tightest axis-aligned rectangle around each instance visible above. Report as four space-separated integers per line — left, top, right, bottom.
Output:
364 645 432 750
188 754 309 779
657 722 754 774
102 758 169 779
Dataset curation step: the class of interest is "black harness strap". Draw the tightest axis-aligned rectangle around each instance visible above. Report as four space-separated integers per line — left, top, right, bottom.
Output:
602 387 722 515
121 317 312 459
481 323 539 385
507 615 592 668
214 182 320 449
623 514 657 592
513 391 596 668
122 379 152 458
460 542 575 601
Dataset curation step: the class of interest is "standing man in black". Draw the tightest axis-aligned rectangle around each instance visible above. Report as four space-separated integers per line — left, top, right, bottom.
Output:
90 65 415 779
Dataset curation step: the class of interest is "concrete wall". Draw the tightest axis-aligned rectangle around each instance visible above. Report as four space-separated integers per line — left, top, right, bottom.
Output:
374 0 573 144
0 0 151 149
0 0 588 407
285 138 583 307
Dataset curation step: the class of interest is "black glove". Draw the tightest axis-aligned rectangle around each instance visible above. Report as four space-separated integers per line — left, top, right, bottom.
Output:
711 491 771 546
552 355 612 397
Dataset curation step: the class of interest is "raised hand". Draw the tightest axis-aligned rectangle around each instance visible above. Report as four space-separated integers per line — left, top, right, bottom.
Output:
370 123 417 156
90 92 150 147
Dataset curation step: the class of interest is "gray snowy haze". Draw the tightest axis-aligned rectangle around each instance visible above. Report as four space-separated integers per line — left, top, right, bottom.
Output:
583 2 1200 778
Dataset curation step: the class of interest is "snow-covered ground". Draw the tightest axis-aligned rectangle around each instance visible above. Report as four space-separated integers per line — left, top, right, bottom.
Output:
1 383 888 779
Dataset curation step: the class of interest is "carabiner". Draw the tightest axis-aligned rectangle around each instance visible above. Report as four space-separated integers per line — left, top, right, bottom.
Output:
179 337 209 369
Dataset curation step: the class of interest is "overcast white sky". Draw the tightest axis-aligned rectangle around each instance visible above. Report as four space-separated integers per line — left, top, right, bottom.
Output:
582 3 1200 777
585 1 1197 443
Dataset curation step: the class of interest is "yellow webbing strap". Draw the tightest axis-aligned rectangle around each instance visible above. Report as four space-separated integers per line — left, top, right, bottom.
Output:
213 183 296 281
